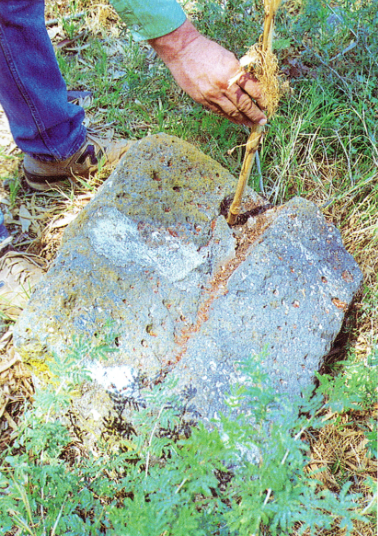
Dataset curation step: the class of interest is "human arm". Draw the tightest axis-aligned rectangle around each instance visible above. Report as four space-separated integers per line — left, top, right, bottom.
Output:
149 19 267 127
109 1 266 126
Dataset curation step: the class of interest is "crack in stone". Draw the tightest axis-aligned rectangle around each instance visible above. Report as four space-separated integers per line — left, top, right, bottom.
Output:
174 206 278 362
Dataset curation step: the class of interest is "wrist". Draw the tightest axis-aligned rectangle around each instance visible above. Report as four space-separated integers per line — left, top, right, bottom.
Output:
148 19 201 63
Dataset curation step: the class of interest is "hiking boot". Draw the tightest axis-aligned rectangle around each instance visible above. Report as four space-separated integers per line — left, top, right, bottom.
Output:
23 132 134 191
0 252 47 319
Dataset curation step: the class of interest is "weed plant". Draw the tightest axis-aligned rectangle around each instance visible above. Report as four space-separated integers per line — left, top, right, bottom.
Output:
0 338 376 535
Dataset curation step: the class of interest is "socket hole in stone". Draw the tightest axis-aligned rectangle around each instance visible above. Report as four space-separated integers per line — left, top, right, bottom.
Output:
173 186 181 192
219 195 274 226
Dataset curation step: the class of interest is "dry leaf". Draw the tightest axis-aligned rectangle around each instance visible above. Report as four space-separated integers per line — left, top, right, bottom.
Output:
47 25 62 40
31 221 42 236
50 213 77 229
19 204 32 233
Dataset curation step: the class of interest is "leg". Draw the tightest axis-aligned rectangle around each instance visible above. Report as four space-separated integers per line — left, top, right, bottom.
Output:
0 0 86 161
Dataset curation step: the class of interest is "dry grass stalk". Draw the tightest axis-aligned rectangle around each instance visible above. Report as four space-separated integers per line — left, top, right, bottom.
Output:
0 348 34 450
227 0 283 225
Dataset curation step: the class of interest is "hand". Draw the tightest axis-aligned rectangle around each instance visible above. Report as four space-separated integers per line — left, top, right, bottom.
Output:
149 20 267 127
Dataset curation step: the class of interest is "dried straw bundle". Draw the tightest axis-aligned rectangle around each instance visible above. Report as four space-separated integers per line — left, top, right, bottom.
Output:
227 0 283 225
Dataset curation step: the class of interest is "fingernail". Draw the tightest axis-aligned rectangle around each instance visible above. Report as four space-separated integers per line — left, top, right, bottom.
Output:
258 118 267 125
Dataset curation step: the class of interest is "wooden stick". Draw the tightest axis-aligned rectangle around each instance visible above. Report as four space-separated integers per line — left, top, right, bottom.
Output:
226 0 281 225
226 126 264 225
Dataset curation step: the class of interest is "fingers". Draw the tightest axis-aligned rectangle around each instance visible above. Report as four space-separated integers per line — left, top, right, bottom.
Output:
226 84 267 125
237 72 267 111
203 93 259 125
203 96 255 127
204 84 267 127
203 68 267 126
202 98 245 125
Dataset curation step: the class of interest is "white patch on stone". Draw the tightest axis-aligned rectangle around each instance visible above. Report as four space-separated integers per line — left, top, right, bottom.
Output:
86 361 138 396
90 208 207 282
90 408 102 421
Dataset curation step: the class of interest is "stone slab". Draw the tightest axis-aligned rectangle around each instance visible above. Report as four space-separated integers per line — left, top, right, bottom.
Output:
13 134 363 442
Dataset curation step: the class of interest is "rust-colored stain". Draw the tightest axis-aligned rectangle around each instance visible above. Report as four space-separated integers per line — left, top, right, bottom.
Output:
342 270 354 283
173 202 278 363
167 228 178 237
332 297 348 311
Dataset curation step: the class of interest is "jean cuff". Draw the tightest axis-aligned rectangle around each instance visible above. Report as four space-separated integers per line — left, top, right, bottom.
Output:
30 125 87 162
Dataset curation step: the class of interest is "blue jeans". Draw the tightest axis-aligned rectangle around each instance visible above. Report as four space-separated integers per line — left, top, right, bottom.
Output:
0 209 9 242
0 0 86 161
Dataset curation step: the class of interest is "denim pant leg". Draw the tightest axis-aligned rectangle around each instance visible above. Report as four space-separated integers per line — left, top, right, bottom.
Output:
0 0 86 161
0 209 9 242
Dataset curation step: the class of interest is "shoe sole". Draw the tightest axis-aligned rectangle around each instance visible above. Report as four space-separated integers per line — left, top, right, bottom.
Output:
23 166 93 192
23 168 72 191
